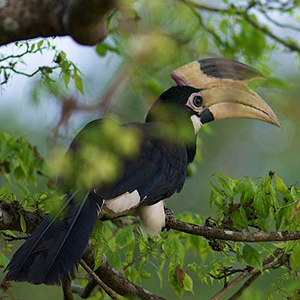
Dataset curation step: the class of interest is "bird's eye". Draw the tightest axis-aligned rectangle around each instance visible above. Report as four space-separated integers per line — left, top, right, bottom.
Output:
193 96 203 107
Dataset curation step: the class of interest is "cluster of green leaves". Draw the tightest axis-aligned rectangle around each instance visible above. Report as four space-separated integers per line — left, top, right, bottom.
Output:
0 133 60 268
0 39 84 94
0 132 45 192
208 174 300 296
209 173 300 234
2 1 300 298
0 132 300 298
85 213 211 298
82 173 300 299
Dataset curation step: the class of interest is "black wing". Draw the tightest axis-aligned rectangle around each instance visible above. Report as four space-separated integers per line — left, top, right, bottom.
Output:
99 122 189 206
59 120 189 206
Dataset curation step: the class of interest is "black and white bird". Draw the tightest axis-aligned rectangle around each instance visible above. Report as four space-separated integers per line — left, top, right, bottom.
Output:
5 58 279 285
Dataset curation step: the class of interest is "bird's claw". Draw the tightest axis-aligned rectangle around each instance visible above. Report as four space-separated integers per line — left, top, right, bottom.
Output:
164 206 175 217
161 207 175 232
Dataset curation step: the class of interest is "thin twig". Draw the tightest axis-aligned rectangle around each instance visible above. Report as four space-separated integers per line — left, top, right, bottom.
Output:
210 250 285 300
79 259 119 300
182 0 300 52
2 232 28 241
0 46 48 62
261 11 300 31
182 1 223 45
62 278 74 300
72 280 98 299
243 13 300 52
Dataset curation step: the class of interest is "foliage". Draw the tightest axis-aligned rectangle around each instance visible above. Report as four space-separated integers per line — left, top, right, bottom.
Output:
1 0 300 299
1 131 300 298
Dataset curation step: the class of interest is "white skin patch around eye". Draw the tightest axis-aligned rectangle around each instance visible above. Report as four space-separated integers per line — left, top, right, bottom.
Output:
190 115 202 134
186 91 205 113
186 91 204 134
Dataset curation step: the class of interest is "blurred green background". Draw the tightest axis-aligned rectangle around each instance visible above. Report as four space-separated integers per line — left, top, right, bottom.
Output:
1 0 300 299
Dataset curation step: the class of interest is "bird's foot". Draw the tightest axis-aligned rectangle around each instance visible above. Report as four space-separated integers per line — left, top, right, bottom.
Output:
161 207 175 232
164 206 175 217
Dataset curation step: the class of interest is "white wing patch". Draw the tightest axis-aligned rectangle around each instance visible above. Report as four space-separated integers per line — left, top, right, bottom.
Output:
104 190 140 213
136 201 165 235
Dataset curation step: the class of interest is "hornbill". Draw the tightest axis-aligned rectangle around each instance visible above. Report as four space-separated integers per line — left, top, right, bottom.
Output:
5 58 279 285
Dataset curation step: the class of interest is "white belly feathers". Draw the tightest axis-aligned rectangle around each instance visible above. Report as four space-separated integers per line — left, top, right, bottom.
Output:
99 190 166 235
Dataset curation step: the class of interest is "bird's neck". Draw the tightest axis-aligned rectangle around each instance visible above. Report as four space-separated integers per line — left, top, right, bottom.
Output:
145 119 197 163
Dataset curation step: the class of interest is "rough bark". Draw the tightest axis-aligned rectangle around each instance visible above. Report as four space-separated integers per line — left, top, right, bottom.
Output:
0 0 118 46
166 215 300 242
0 200 44 233
95 255 165 300
2 200 300 243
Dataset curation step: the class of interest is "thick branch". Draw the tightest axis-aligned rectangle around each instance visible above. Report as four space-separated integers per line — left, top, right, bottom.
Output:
94 255 165 300
77 245 166 300
166 215 300 242
0 200 44 234
0 0 118 46
0 201 165 300
2 200 300 243
67 0 117 45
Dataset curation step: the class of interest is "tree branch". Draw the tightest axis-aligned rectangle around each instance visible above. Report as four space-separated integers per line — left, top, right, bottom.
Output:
0 200 165 299
0 0 118 46
166 215 300 242
243 13 300 52
228 272 260 300
72 281 98 299
66 0 118 45
93 255 166 300
210 249 286 300
62 278 74 300
2 200 300 243
0 200 44 234
182 0 300 52
79 259 119 300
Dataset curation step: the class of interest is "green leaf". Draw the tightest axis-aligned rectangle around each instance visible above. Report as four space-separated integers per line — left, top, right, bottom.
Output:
63 72 71 88
164 233 185 264
139 265 152 279
95 44 107 57
0 252 9 268
183 272 194 293
291 186 299 201
168 264 184 297
37 40 44 49
219 19 229 34
217 176 233 200
253 185 269 218
116 226 135 249
74 73 83 94
275 208 283 231
275 176 290 198
243 244 262 271
290 241 300 269
20 214 26 233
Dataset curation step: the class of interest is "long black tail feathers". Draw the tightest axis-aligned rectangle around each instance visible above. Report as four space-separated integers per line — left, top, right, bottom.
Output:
4 191 103 285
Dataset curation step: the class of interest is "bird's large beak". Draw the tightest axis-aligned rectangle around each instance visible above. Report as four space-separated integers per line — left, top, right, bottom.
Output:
171 58 280 127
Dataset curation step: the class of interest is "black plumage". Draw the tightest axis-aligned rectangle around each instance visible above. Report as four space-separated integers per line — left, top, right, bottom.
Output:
5 86 199 285
4 56 279 286
5 191 103 284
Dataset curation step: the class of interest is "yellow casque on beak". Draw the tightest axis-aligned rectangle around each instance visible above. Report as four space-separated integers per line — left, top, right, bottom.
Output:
171 58 280 127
